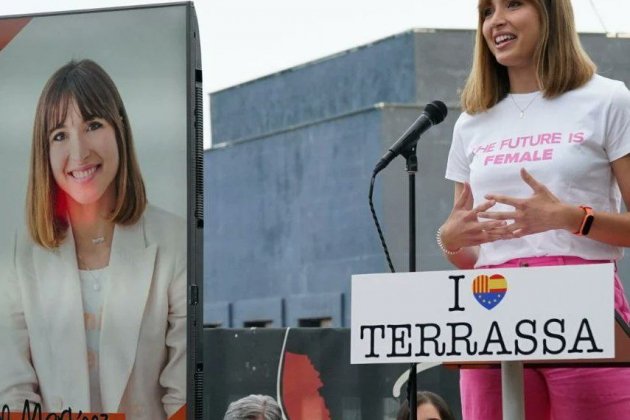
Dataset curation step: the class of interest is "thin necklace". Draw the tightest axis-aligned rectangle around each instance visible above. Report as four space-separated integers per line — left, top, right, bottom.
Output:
509 92 540 119
78 253 108 292
92 236 105 245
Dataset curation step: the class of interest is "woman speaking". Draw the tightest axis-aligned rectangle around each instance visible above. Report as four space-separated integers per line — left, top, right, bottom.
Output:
438 0 630 418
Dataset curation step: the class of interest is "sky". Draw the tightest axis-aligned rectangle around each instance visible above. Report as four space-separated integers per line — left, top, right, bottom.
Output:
2 0 630 146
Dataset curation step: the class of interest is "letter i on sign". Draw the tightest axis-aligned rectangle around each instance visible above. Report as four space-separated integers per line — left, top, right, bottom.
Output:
449 275 465 312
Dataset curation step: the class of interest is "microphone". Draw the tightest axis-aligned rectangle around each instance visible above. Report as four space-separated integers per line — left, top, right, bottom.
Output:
373 100 447 175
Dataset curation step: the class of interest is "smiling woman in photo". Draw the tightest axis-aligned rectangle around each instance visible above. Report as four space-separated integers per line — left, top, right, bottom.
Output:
0 59 186 419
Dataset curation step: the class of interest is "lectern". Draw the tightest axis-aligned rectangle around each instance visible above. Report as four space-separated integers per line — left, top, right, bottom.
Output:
351 263 624 420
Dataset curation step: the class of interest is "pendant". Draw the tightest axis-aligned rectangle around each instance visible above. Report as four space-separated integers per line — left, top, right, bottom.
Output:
519 112 524 119
92 236 105 245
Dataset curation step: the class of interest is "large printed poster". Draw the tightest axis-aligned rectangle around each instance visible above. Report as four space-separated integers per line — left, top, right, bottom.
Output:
0 6 191 419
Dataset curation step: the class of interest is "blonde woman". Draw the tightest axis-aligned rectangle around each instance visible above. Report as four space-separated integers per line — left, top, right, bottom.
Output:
438 0 630 418
0 59 186 419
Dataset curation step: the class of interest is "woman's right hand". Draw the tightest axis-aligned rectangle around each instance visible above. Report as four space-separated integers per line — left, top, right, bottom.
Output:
439 182 510 252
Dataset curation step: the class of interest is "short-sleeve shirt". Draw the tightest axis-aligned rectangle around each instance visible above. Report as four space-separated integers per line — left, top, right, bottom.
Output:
445 75 630 267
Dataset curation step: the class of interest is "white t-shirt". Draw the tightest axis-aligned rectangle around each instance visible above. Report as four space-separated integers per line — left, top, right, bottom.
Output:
445 75 630 267
79 267 109 413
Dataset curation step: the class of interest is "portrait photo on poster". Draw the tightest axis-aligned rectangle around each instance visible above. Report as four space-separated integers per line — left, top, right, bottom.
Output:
0 4 203 420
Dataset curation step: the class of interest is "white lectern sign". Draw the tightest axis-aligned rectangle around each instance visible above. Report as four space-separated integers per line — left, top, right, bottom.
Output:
351 264 614 364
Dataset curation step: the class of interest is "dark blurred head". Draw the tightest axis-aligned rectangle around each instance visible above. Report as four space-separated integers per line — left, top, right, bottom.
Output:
396 391 455 420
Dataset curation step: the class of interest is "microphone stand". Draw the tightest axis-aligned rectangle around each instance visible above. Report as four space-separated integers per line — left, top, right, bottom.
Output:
402 145 418 420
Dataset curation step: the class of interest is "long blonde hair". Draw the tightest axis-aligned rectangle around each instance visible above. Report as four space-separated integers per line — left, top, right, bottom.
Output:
461 0 595 114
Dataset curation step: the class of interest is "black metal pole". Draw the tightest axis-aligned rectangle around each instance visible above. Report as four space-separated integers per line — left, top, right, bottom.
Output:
404 148 418 420
408 163 416 272
404 147 418 272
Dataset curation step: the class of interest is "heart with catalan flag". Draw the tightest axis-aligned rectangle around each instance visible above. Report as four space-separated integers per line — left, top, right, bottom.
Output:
472 274 508 310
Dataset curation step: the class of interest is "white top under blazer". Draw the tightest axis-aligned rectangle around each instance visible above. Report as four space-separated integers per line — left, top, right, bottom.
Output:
0 205 186 419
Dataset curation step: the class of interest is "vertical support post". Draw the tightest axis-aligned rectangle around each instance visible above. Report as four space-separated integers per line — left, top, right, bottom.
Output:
405 148 418 420
501 361 525 420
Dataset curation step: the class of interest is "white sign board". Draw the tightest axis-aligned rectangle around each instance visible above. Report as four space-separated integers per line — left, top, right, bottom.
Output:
351 264 614 364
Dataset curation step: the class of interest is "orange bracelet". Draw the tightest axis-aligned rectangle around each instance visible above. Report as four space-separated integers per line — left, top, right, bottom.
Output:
574 205 594 236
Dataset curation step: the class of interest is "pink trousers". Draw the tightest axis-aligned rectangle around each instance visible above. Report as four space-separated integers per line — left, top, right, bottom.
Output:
460 256 630 420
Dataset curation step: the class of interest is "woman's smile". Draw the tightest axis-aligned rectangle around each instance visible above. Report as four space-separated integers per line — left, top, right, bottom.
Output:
482 0 541 72
67 164 101 182
48 98 119 206
493 32 517 49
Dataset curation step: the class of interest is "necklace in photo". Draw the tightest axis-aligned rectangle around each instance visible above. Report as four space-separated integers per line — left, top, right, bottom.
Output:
509 92 541 119
77 253 108 292
92 236 105 245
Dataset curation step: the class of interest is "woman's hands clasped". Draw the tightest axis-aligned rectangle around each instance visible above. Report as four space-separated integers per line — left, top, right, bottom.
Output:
478 168 571 238
439 182 510 252
440 168 573 252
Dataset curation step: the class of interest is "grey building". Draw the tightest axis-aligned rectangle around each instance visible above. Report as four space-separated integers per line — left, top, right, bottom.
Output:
204 29 630 328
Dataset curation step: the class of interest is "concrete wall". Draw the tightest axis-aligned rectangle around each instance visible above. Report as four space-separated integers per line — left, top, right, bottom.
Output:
210 31 417 145
205 107 386 327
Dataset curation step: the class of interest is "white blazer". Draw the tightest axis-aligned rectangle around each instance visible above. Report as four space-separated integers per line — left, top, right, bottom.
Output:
0 205 186 419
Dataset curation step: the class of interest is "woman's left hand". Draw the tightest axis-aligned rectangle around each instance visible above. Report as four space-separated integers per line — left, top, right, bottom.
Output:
477 168 568 238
